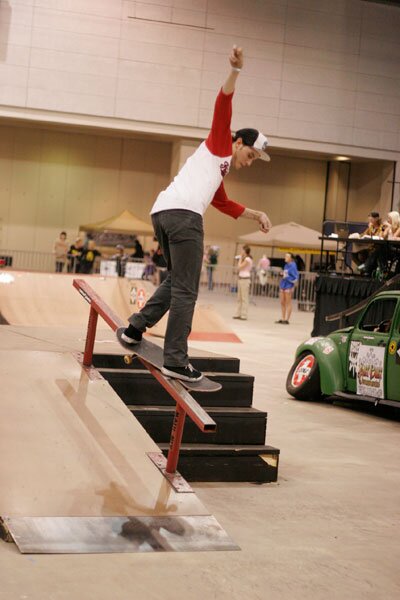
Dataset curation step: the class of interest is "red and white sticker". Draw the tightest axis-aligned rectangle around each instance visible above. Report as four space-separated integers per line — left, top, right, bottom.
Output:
137 287 146 309
291 355 315 388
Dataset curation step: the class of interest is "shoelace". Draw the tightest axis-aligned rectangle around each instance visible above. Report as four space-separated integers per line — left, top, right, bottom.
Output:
187 364 194 372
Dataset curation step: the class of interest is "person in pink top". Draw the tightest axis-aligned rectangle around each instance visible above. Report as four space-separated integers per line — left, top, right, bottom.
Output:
257 254 271 286
119 46 272 382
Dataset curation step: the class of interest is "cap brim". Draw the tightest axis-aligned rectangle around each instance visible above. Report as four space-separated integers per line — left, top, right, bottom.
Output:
254 149 270 162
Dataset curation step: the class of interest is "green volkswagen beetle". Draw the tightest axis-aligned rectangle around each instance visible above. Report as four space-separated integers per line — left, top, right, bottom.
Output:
286 291 400 407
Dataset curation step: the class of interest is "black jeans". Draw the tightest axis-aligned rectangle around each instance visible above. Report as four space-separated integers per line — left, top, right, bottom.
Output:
129 210 204 367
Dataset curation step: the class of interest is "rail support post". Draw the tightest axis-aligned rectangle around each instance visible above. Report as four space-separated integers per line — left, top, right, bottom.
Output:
83 306 99 367
166 404 186 474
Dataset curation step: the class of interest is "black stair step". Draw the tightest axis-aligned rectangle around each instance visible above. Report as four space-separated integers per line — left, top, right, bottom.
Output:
131 405 267 445
93 353 240 373
100 369 254 407
158 444 280 483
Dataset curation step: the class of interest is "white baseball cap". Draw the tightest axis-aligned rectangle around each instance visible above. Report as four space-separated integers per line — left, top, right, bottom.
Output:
233 128 270 162
252 132 270 162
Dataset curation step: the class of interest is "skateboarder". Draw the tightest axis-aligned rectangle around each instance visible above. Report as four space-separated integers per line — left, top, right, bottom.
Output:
120 45 272 382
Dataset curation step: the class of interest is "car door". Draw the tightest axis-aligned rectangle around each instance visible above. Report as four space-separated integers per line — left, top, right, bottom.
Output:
385 300 400 402
346 296 398 399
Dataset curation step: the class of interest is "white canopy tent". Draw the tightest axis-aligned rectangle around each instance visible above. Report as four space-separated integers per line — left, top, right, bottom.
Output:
238 221 334 253
80 209 154 235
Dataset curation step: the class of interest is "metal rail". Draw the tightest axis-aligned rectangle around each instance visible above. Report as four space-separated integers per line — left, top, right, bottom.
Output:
72 278 216 476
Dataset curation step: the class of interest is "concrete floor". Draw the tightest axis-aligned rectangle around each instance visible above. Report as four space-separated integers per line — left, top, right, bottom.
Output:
1 291 400 600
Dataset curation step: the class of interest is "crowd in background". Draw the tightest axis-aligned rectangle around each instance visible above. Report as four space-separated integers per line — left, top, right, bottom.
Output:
52 231 165 280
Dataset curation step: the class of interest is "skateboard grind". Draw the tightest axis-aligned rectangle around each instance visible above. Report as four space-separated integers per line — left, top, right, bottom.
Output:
117 45 271 383
116 328 221 392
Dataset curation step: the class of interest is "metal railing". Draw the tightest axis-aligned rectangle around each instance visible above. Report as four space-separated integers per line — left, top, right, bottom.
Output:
73 278 216 481
0 249 56 272
0 249 146 276
0 249 318 310
200 265 317 310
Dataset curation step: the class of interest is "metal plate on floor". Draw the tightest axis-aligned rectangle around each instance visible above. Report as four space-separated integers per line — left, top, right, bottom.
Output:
147 452 193 493
3 516 239 554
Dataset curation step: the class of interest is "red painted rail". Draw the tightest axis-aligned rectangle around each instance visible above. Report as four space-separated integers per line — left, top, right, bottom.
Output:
73 278 216 474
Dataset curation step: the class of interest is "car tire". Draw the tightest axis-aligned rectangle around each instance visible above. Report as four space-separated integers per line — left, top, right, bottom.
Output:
286 352 321 401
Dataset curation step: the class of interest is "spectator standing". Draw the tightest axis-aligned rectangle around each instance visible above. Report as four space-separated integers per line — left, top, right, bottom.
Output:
206 246 219 290
142 252 156 280
131 238 144 259
276 252 299 324
257 254 270 286
53 231 68 273
111 244 128 277
233 245 253 320
67 238 83 273
80 240 101 274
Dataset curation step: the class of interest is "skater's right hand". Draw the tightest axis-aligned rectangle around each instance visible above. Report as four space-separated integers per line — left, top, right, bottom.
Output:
258 212 272 234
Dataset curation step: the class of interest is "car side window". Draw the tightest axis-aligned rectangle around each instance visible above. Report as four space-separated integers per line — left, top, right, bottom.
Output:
359 298 398 333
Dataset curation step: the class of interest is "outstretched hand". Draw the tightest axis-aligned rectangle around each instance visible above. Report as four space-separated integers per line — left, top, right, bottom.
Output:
258 212 272 233
229 45 243 69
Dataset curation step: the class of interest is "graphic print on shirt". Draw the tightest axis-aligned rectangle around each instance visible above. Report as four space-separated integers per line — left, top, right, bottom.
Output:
220 161 230 177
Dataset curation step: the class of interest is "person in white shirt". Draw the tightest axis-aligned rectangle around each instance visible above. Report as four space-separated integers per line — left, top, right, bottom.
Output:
234 246 253 320
257 254 270 286
119 46 272 382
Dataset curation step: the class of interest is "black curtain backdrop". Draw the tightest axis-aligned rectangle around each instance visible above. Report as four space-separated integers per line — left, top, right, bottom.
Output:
312 276 387 336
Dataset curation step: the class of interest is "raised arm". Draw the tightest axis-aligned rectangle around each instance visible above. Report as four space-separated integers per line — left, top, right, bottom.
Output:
206 46 243 158
222 45 243 95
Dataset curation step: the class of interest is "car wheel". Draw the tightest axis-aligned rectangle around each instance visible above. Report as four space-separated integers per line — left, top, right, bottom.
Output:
286 352 321 401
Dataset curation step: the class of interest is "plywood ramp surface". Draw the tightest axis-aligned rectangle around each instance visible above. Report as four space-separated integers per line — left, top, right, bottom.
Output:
0 272 154 327
0 272 241 342
151 304 242 343
0 350 207 519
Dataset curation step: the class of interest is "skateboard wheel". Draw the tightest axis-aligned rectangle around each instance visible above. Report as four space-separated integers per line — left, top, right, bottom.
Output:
124 355 133 365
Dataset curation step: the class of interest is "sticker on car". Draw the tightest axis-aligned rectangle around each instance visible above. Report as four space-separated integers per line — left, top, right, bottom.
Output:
291 354 315 388
356 345 385 399
349 341 361 377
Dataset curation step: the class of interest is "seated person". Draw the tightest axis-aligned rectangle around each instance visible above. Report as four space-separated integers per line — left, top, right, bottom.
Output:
352 211 382 267
382 211 400 240
361 211 400 276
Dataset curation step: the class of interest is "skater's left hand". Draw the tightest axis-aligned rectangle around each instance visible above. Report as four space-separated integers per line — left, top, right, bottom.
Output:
229 45 243 70
258 212 271 233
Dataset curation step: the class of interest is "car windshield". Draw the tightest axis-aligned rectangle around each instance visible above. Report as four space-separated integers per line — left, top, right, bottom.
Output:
359 298 398 333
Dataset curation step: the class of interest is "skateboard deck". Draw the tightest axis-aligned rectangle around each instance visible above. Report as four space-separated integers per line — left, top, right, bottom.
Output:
116 328 221 393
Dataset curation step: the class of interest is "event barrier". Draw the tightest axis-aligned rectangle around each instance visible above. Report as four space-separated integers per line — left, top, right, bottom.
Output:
200 265 317 311
0 249 317 311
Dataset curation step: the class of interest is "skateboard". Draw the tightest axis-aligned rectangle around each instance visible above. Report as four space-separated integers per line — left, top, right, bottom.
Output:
116 328 222 393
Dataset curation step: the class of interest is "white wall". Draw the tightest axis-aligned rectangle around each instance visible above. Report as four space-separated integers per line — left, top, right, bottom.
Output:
0 125 171 251
0 123 327 262
1 0 400 159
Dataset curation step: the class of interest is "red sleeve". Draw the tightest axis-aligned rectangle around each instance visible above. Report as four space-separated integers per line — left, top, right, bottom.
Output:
205 88 233 158
211 182 245 219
